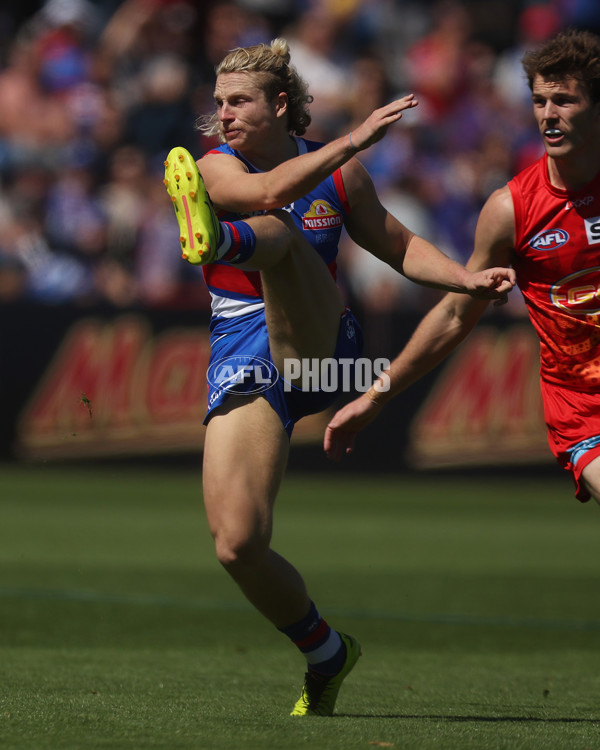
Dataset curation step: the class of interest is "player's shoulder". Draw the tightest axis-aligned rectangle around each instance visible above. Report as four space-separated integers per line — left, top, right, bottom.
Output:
477 184 515 245
479 183 514 220
203 143 233 157
200 143 251 178
486 183 513 206
201 143 242 164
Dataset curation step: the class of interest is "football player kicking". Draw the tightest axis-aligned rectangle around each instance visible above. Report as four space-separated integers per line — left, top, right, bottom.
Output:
164 37 515 716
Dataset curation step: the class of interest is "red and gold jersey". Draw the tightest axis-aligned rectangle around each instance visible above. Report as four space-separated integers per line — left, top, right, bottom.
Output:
509 155 600 391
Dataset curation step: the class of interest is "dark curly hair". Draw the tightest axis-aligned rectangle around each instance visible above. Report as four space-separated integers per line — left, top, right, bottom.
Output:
522 28 600 104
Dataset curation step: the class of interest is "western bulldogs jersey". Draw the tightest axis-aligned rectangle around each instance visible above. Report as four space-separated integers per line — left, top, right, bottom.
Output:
509 155 600 391
200 137 350 318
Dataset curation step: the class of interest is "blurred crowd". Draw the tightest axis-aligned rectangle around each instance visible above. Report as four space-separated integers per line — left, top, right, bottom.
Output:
0 0 597 316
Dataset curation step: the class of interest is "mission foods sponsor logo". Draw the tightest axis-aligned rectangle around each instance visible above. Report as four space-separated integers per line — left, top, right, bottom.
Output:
302 200 342 230
529 228 569 251
550 267 600 315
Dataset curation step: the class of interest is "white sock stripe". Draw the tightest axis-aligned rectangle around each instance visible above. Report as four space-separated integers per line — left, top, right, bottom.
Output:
304 630 342 665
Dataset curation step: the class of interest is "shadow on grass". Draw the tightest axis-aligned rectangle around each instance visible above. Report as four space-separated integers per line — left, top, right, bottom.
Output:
336 714 600 723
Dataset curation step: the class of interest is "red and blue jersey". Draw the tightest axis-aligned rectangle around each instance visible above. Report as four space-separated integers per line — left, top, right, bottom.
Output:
200 137 351 319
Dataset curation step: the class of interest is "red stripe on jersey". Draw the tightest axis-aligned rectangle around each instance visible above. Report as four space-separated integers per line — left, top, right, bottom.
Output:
205 258 336 292
203 264 263 297
332 168 351 214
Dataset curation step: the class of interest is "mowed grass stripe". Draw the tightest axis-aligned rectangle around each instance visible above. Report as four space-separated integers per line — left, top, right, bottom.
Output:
2 584 600 633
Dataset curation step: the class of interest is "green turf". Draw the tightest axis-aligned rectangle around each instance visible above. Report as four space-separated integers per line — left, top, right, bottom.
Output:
1 464 599 749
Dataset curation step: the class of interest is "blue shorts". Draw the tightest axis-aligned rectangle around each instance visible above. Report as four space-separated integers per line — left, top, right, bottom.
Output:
205 307 363 437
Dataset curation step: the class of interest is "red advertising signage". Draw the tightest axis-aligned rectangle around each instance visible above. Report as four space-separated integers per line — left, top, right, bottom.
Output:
408 326 549 468
16 314 330 460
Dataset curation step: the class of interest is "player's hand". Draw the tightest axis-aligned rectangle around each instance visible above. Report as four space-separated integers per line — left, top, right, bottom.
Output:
350 95 419 151
324 395 383 461
464 267 516 302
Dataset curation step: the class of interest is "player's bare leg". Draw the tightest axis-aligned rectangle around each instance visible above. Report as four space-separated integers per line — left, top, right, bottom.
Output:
203 396 361 716
202 395 311 626
581 456 600 506
260 216 345 378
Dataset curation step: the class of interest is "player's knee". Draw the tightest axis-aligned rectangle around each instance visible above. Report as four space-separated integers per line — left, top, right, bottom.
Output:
268 209 301 250
213 529 270 573
269 208 295 231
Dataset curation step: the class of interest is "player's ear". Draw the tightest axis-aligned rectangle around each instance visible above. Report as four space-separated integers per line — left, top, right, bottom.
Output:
275 92 288 119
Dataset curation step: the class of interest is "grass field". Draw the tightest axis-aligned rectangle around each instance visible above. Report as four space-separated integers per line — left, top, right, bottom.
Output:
1 463 599 750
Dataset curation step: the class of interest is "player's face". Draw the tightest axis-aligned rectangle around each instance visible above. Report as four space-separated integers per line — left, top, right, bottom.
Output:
531 74 600 158
213 72 286 151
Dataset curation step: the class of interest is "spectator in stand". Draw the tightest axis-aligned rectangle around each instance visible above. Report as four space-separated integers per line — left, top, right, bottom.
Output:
0 1 576 311
402 0 474 122
282 4 352 140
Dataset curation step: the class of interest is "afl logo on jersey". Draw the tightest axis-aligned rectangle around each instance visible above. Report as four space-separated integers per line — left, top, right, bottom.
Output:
550 267 600 315
302 200 343 231
529 228 569 251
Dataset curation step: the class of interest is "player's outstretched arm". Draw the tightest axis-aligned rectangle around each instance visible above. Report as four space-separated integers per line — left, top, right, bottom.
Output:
323 293 481 461
340 165 516 299
398 234 516 299
325 185 517 460
200 96 419 213
324 395 383 461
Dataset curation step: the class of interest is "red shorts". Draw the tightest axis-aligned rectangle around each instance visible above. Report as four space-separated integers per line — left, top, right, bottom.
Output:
541 379 600 502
